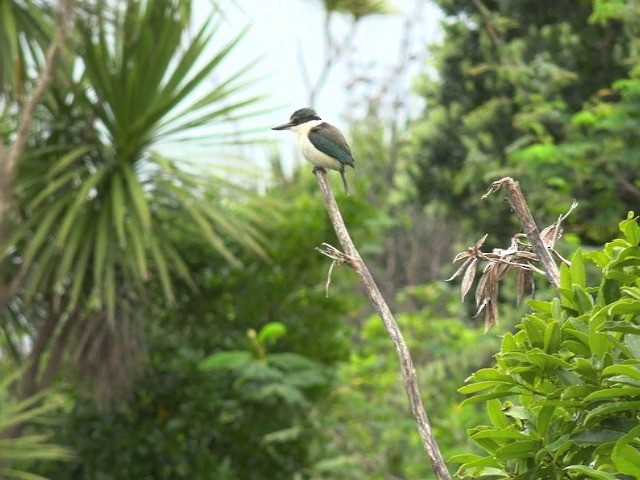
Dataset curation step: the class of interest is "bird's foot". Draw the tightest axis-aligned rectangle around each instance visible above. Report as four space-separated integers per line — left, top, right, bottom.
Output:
312 166 327 174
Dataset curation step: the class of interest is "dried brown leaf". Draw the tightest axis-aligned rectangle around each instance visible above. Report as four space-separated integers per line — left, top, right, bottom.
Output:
515 267 529 306
540 223 562 248
446 257 473 282
452 251 472 263
473 233 489 250
484 298 499 331
474 297 488 318
460 258 478 301
494 262 511 282
539 201 579 248
475 267 490 307
515 251 537 261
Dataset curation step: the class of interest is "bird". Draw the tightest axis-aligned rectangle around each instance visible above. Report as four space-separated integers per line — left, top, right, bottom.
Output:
272 107 355 195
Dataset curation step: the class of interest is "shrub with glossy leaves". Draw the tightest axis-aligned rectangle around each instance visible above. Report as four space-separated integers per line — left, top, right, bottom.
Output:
454 213 640 479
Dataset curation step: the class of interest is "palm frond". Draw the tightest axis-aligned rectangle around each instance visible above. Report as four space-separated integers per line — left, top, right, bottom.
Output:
0 0 53 100
0 371 73 478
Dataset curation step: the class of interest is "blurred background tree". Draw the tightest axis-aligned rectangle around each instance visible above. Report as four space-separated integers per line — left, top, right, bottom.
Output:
407 0 637 244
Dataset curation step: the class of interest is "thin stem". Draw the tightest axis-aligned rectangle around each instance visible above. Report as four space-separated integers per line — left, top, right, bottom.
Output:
471 0 503 49
0 0 74 275
484 177 560 287
313 168 452 480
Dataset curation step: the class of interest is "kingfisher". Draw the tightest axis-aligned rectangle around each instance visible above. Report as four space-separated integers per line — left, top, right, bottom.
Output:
272 108 355 195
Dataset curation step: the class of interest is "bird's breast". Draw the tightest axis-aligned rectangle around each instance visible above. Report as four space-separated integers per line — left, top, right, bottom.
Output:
296 133 343 171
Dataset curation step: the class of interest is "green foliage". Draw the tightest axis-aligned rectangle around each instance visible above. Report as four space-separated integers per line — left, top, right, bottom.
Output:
200 323 330 407
0 0 52 101
1 0 267 403
6 0 265 318
43 325 331 480
408 0 636 242
36 361 238 480
33 178 373 479
309 282 508 479
322 0 392 19
0 371 72 480
455 213 640 478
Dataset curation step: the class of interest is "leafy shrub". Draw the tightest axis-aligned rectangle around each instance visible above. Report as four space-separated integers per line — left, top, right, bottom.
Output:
454 213 640 479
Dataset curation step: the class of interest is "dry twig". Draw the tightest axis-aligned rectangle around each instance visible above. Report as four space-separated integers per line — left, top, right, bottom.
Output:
0 0 74 243
313 168 451 480
483 177 563 287
449 177 578 329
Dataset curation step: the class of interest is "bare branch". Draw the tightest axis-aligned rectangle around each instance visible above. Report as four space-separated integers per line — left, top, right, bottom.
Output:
303 10 360 107
0 0 74 267
450 179 576 328
315 243 355 297
471 0 503 49
483 177 561 287
313 168 452 480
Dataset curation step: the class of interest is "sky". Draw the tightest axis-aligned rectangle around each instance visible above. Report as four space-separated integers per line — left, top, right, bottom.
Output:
189 0 444 172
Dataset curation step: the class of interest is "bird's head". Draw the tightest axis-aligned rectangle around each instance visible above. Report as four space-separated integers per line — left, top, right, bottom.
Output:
272 108 321 131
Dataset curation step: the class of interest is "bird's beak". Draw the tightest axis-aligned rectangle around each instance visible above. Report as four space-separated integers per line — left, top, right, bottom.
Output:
272 122 294 131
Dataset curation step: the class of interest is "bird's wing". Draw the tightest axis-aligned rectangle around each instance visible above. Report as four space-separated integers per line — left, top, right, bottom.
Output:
308 123 355 168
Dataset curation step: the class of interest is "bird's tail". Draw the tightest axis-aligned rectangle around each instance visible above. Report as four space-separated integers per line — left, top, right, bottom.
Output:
340 170 350 196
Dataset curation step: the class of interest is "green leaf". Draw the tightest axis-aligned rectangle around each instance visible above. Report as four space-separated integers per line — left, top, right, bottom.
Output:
586 250 609 269
527 299 552 314
110 172 127 247
570 248 586 288
460 390 519 407
536 405 555 437
148 235 175 303
559 263 573 306
543 320 561 353
608 246 640 270
620 213 640 246
602 322 640 335
589 311 611 358
526 350 572 369
199 351 252 370
625 335 640 359
449 453 485 464
121 164 152 231
54 166 108 248
468 369 514 383
502 405 535 422
561 340 591 356
256 322 287 345
453 455 503 475
268 353 320 372
603 364 640 381
622 287 640 301
486 399 510 429
608 299 640 316
568 358 596 381
562 385 596 399
458 381 514 394
612 425 640 476
470 429 529 441
539 434 570 456
522 315 545 348
573 284 594 313
585 401 640 424
563 465 619 480
551 297 565 321
494 440 538 460
584 387 640 401
570 429 624 446
501 332 517 352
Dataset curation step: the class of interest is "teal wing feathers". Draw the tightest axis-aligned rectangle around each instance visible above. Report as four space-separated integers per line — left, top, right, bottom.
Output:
308 123 355 169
